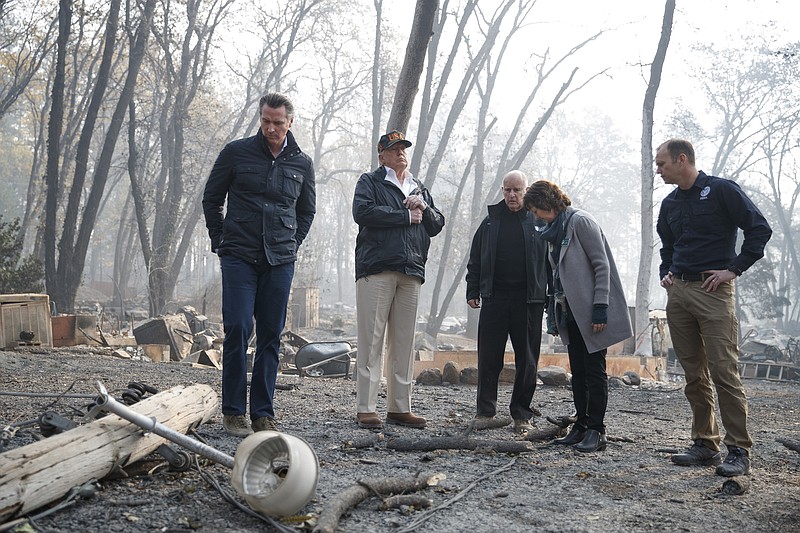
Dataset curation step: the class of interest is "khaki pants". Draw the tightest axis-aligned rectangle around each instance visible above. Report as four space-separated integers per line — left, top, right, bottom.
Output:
356 271 420 414
666 279 751 452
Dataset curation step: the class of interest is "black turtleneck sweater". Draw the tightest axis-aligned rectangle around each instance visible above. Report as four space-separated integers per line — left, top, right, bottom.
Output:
492 204 527 296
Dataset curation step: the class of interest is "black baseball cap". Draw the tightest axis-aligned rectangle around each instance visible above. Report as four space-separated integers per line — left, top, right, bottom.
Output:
377 130 413 152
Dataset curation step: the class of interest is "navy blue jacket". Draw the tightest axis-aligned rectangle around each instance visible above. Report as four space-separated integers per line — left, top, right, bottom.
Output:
203 129 316 265
657 171 771 278
352 167 444 282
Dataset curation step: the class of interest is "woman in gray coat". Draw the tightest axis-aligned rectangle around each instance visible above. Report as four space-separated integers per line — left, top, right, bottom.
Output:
524 181 632 452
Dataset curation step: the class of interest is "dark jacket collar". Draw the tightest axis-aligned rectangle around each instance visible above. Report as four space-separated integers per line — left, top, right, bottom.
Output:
256 129 301 158
692 171 710 188
488 199 528 220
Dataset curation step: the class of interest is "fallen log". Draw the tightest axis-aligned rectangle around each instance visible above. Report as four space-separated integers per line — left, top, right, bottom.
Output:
0 384 219 524
524 424 567 442
386 436 533 453
721 477 750 495
460 416 512 438
313 473 444 533
381 494 433 510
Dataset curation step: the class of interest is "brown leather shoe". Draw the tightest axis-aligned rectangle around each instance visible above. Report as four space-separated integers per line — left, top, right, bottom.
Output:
357 412 382 429
386 412 427 428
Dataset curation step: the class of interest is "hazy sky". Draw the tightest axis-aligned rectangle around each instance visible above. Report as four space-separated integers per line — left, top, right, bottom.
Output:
383 0 792 143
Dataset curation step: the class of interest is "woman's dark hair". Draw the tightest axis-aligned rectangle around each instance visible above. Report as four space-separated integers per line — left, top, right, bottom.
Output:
523 180 572 212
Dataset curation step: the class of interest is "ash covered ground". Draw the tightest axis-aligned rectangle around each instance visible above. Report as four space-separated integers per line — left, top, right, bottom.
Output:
1 345 799 533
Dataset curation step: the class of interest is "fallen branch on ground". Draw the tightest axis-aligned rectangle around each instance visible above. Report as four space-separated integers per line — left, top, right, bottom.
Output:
465 416 512 433
312 472 444 533
721 477 750 495
386 436 533 453
523 424 567 442
395 458 517 533
381 494 433 510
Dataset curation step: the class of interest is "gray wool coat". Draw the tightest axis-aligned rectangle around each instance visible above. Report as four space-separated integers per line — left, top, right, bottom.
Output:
553 207 632 353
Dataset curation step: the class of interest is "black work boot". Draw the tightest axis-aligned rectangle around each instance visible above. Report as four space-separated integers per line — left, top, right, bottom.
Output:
671 439 722 466
716 446 751 477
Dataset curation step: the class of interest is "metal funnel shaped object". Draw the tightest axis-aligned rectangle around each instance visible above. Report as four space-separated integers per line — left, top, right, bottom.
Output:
230 431 319 516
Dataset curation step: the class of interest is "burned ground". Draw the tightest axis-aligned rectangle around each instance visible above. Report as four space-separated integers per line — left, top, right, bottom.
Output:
1 346 799 533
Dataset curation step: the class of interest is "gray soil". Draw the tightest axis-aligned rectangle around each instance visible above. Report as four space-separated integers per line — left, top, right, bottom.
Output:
1 345 799 533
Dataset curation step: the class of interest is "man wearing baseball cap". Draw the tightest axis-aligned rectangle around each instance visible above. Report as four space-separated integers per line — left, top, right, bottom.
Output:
352 130 445 429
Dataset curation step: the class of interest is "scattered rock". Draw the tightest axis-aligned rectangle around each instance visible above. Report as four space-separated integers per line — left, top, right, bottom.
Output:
460 366 479 385
538 365 569 386
442 362 461 384
623 370 641 386
415 367 442 386
608 376 626 388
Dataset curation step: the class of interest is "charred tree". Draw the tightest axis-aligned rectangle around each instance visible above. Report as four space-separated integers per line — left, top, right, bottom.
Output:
634 0 674 355
385 0 438 133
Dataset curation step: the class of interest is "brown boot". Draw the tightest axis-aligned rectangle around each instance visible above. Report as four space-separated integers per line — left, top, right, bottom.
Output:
357 412 382 429
386 412 427 428
252 416 277 432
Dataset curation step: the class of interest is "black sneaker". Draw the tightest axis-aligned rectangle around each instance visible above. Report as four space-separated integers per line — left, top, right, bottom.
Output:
671 439 722 466
716 446 751 477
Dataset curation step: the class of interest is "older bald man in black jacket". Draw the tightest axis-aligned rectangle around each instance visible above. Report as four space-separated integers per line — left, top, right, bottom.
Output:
466 170 550 435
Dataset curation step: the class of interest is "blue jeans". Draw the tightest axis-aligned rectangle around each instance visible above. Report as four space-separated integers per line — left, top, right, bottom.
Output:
220 255 294 419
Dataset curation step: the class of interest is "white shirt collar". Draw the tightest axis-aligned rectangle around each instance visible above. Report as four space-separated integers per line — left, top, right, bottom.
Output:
384 166 418 197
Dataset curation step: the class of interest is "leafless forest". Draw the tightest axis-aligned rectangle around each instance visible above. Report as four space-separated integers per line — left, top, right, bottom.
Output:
1 0 799 344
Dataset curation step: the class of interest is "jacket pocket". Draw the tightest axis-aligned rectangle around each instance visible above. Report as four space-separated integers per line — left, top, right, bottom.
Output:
692 202 726 234
281 168 303 199
279 215 296 231
236 164 265 192
223 211 260 246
